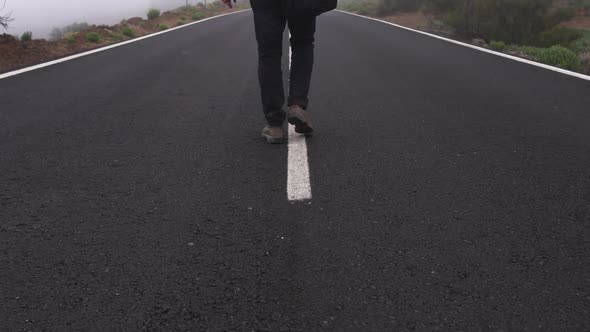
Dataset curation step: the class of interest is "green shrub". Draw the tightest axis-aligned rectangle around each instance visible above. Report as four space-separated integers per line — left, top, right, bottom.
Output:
177 19 186 26
504 43 519 52
568 30 590 54
535 46 581 71
570 37 590 54
147 8 161 20
20 31 32 42
65 31 78 43
86 32 100 43
159 24 169 31
122 26 134 37
490 41 507 51
517 46 544 59
535 26 584 48
192 12 205 20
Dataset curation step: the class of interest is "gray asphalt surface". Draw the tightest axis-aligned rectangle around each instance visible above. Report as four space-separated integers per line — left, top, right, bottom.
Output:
1 10 590 330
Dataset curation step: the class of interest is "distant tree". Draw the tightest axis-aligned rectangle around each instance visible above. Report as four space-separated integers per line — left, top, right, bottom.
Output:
49 27 63 41
0 0 14 30
49 22 90 41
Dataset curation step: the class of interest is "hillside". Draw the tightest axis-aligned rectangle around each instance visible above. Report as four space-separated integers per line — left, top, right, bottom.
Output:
0 2 249 74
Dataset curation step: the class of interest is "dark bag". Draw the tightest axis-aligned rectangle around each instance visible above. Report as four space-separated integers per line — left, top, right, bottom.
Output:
286 0 338 16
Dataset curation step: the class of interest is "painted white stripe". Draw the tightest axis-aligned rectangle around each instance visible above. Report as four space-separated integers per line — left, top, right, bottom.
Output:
0 9 251 80
287 124 312 201
337 10 590 82
287 32 312 201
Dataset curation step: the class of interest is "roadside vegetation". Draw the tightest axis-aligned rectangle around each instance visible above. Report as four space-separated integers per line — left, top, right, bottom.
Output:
86 32 100 43
122 26 134 37
147 8 161 20
20 30 32 42
50 22 90 41
340 0 590 74
65 32 79 43
0 0 251 73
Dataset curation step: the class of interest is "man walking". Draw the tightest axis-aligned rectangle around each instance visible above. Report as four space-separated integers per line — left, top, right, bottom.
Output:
223 0 320 144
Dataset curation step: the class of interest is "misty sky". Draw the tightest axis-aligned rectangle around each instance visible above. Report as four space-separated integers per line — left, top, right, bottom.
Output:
2 0 206 38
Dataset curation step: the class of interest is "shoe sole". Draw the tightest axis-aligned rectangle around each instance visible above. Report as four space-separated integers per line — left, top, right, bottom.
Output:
262 133 284 144
288 116 314 134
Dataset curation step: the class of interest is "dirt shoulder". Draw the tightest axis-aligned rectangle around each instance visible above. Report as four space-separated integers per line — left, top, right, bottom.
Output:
561 15 590 29
375 11 454 38
379 12 430 31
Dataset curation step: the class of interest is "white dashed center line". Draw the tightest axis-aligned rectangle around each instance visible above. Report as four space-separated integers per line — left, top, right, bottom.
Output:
287 32 312 201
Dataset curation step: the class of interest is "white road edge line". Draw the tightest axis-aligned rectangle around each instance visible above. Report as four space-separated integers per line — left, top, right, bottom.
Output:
337 10 590 82
287 32 312 201
0 9 251 81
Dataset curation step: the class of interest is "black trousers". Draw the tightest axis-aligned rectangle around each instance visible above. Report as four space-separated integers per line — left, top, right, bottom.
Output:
251 0 316 126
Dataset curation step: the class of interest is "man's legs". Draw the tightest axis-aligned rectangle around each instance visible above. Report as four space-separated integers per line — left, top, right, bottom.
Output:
251 0 287 127
287 14 316 110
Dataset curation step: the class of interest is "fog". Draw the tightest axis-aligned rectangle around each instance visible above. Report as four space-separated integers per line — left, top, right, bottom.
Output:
2 0 206 39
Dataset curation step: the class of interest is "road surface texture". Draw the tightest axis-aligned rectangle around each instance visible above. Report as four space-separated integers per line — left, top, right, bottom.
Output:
1 10 590 330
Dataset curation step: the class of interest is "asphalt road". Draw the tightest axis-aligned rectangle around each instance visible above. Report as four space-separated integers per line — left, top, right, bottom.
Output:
1 10 590 330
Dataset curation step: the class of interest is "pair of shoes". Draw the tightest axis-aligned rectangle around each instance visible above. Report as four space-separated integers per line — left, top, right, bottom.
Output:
287 105 314 134
261 105 313 144
261 125 284 144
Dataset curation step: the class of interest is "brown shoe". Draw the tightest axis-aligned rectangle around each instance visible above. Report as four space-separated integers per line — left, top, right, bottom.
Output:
261 125 284 144
287 105 313 134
